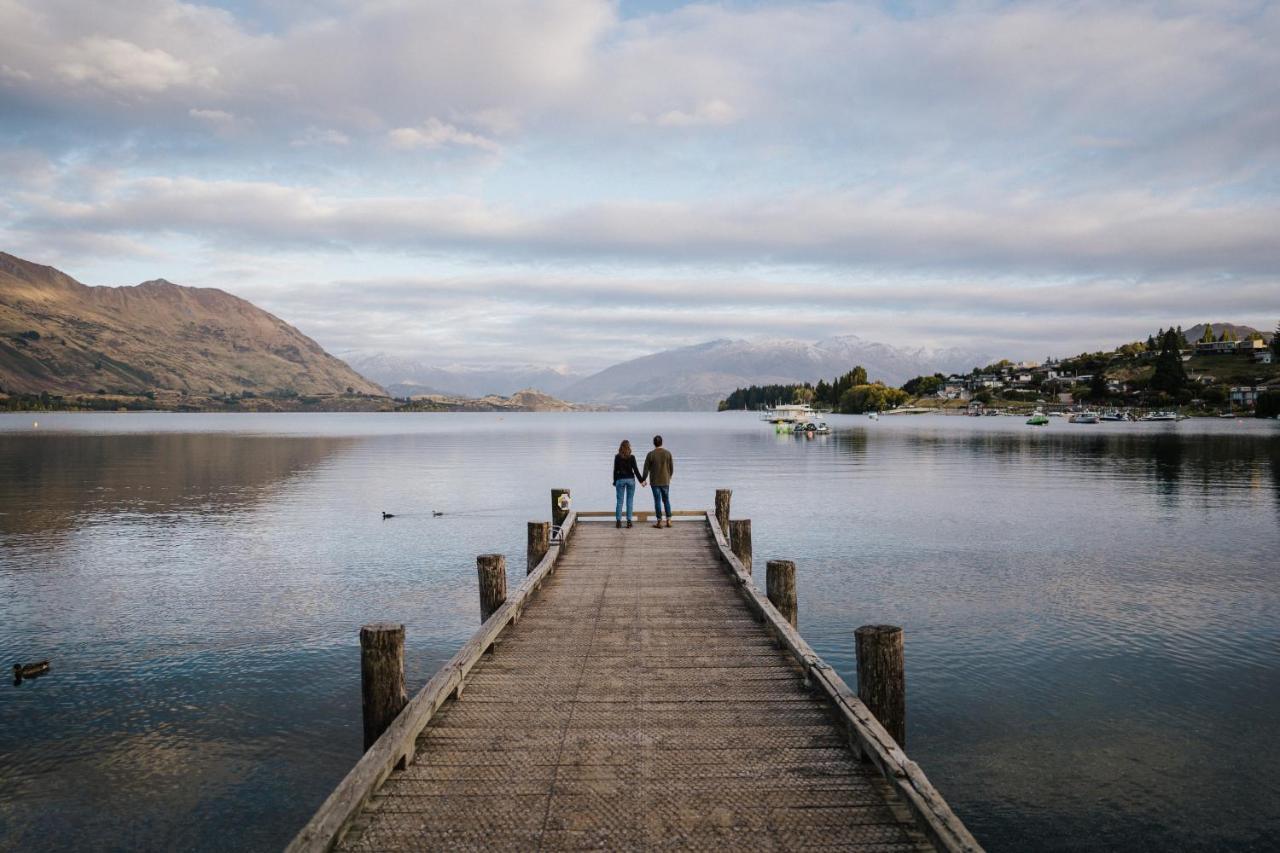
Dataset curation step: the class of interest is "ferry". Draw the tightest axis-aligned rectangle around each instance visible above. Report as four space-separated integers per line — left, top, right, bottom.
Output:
761 403 817 425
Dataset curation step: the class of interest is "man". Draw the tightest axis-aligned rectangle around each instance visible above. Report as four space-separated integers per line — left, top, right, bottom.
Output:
642 434 674 528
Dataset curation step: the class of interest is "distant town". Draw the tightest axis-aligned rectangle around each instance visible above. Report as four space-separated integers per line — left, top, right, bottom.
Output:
720 323 1280 418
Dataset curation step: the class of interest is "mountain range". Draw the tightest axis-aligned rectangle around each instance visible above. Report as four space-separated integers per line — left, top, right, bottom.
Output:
0 252 383 397
342 352 581 399
348 337 992 410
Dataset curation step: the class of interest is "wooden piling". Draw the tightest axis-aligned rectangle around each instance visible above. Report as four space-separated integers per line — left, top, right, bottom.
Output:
856 624 906 748
476 554 507 623
729 519 752 575
551 488 571 529
360 623 407 752
766 559 797 627
527 522 550 575
714 489 732 539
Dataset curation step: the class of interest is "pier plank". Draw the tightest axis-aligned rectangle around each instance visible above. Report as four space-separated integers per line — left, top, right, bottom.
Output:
293 514 976 852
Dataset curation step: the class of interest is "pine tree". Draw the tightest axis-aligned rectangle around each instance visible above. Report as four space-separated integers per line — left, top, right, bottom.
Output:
1200 324 1215 343
1272 322 1280 359
1150 328 1188 394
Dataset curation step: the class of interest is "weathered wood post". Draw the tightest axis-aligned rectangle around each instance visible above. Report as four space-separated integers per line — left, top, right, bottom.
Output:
527 522 550 574
729 519 752 575
360 623 407 752
856 624 906 748
766 559 797 627
715 489 732 539
476 554 507 622
551 488 571 529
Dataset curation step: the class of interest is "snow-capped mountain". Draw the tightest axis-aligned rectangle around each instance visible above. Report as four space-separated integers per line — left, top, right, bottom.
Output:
343 352 582 398
559 336 992 408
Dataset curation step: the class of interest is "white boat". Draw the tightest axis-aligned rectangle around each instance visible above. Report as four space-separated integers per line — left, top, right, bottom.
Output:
1140 411 1179 422
1069 412 1101 424
867 412 879 421
792 414 831 434
1099 410 1132 422
762 403 816 425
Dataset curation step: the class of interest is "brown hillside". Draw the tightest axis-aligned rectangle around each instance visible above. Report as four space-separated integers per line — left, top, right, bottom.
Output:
0 252 384 396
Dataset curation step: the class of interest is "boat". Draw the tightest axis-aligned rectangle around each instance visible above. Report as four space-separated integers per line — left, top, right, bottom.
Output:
1140 411 1179 422
1069 412 1101 424
1026 412 1049 426
867 412 879 421
1099 411 1132 422
762 403 817 431
792 414 831 434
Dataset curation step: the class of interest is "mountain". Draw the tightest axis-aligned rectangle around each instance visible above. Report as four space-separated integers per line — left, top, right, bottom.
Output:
559 336 992 409
344 352 581 398
0 252 383 396
1181 323 1271 344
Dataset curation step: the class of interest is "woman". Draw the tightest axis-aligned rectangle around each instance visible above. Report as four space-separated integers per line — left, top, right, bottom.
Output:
612 440 645 528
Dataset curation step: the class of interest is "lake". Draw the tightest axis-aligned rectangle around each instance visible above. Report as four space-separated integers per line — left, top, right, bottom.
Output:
1 412 1277 851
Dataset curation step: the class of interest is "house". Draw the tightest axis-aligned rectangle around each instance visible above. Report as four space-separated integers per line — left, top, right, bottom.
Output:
1229 385 1267 406
1195 338 1267 356
1195 340 1238 355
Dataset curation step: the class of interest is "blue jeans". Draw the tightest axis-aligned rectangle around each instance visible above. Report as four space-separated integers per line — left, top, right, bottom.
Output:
651 484 671 519
614 478 636 522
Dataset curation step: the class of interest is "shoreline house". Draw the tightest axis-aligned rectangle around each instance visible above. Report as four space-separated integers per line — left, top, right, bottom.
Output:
1229 381 1279 407
1195 338 1268 356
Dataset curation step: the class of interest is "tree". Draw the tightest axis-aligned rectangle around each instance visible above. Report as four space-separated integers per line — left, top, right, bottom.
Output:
1089 370 1108 402
1200 324 1215 343
1149 328 1187 395
902 374 944 397
1273 322 1280 359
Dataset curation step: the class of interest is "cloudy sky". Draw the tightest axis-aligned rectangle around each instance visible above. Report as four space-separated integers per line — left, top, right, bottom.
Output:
1 0 1277 370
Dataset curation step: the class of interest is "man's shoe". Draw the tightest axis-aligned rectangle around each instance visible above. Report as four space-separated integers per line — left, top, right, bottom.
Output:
616 521 621 529
653 522 663 528
626 521 633 528
665 519 673 528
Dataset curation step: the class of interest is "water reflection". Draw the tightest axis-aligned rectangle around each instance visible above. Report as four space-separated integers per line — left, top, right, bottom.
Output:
0 433 356 537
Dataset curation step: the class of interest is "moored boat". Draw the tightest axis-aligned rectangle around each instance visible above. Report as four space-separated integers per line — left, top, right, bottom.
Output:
1026 411 1049 426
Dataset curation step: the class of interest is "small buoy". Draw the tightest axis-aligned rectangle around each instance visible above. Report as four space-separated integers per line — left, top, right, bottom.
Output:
33 421 38 428
381 512 395 519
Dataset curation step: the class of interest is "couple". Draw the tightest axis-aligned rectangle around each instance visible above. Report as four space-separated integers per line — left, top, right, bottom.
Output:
612 435 674 529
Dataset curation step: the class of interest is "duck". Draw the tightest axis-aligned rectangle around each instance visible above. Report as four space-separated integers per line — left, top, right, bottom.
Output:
381 512 395 519
14 661 50 679
432 510 444 517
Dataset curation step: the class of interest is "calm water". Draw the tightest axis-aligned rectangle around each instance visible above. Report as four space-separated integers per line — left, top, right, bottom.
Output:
1 412 1278 851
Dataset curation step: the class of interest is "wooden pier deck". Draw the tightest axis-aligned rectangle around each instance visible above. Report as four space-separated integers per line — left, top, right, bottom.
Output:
290 509 981 852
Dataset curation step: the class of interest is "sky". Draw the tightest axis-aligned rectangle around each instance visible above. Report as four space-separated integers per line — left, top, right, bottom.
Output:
1 0 1277 371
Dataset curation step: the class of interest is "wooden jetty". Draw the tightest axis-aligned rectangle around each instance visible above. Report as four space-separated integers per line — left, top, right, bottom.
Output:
289 493 981 852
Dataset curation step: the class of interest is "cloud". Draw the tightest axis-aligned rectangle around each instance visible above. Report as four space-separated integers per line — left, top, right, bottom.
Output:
387 118 500 153
189 108 236 125
57 37 217 94
290 127 350 148
17 174 1278 277
652 98 736 127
